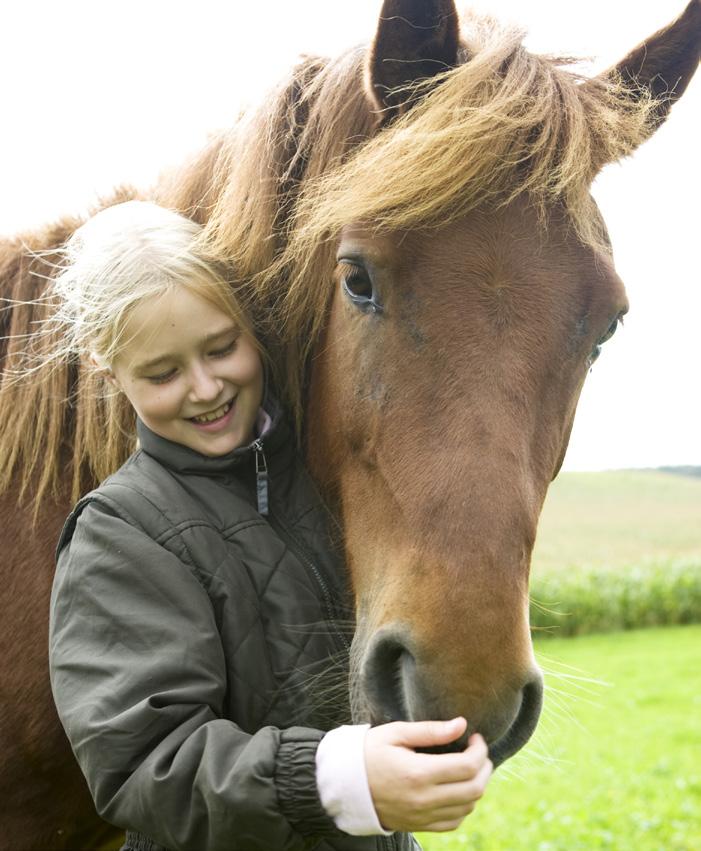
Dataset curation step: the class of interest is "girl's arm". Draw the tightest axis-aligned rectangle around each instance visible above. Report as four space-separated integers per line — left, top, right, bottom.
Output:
316 721 492 835
51 496 490 849
49 499 341 851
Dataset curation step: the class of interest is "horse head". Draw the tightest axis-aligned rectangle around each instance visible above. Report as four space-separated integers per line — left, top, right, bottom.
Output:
289 0 700 764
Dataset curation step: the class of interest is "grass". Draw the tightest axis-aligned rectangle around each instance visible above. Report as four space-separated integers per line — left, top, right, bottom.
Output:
526 470 701 636
418 626 701 851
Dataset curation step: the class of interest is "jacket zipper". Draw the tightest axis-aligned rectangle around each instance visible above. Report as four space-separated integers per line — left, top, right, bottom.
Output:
251 439 269 516
252 439 349 655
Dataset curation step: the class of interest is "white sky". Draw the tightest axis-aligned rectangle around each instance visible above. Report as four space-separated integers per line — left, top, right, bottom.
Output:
2 0 699 471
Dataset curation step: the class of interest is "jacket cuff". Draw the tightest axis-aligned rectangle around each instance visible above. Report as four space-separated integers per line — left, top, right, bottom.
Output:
275 727 339 836
316 724 393 835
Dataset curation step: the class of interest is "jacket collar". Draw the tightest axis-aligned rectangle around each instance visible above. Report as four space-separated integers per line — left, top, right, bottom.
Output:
136 394 289 477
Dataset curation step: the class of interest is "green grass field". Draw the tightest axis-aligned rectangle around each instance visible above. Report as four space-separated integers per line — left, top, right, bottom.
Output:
418 626 701 851
531 471 701 574
526 470 701 636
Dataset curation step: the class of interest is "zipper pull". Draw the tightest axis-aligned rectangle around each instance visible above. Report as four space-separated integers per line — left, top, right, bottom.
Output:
252 439 269 516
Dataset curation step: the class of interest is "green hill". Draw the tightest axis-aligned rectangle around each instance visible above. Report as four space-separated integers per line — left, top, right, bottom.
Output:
532 470 701 574
528 470 701 636
657 465 701 478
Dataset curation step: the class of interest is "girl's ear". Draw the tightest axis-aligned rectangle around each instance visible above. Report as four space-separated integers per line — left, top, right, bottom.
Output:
89 353 121 390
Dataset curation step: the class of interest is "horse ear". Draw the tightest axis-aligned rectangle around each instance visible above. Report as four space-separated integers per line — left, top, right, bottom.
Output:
366 0 461 122
589 0 700 167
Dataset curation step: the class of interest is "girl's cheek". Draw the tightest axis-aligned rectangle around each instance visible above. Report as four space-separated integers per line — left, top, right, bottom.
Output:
145 388 179 417
233 351 263 384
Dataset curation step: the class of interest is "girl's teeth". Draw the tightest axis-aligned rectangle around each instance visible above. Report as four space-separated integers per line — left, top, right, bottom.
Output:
193 401 231 423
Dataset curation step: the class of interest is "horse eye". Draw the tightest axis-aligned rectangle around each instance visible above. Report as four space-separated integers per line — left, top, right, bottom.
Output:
340 262 382 313
341 264 373 300
589 313 625 366
598 316 620 346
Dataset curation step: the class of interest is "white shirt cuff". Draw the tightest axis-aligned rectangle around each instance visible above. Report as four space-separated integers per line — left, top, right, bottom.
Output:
315 724 393 836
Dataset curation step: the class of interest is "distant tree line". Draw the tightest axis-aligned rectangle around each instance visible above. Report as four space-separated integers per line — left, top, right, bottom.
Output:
657 466 701 478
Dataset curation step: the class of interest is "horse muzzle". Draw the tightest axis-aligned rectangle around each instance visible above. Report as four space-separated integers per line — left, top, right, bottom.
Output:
355 625 543 767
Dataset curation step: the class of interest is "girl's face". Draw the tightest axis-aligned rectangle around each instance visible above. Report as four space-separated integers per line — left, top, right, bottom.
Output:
108 287 264 457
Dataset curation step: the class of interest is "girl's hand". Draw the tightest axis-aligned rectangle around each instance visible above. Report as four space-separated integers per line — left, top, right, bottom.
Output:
364 717 492 833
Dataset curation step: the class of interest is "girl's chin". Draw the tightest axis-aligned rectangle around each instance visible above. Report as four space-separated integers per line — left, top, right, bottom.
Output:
189 425 251 457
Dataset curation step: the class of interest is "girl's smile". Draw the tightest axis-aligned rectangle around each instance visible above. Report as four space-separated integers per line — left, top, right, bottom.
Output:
189 397 236 430
107 288 264 456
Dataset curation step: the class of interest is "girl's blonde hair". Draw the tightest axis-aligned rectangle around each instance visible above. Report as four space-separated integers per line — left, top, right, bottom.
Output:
0 201 262 509
51 200 258 368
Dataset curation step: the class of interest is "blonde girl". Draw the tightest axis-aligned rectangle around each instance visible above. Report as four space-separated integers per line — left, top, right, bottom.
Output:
48 201 492 851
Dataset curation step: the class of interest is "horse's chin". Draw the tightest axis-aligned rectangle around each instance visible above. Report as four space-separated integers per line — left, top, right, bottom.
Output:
484 675 543 767
419 676 544 767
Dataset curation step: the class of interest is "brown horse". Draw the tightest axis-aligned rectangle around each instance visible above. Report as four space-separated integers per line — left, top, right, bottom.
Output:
1 1 699 848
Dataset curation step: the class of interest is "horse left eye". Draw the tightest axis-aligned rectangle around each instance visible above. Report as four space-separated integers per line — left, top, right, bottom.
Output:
341 263 375 305
340 263 382 313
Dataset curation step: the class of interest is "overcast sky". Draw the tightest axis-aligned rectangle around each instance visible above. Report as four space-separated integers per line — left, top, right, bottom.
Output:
2 0 698 471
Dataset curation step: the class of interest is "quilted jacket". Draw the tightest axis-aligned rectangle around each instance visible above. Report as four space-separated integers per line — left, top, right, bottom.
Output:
49 401 419 851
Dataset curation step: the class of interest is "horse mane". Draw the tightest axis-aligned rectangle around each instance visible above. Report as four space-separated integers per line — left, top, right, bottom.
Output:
0 50 367 510
0 190 140 513
195 49 375 290
0 11 659 510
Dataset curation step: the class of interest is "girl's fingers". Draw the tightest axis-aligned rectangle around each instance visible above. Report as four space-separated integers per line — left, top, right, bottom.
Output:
367 721 492 833
411 758 493 810
422 819 470 833
412 784 487 830
401 807 471 833
408 736 490 785
423 801 477 821
387 717 468 749
417 780 485 811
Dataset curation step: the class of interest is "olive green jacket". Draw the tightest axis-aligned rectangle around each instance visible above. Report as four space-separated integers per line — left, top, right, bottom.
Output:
49 404 419 851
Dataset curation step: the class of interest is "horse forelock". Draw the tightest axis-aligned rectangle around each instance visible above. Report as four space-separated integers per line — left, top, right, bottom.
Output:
290 13 661 239
218 13 661 425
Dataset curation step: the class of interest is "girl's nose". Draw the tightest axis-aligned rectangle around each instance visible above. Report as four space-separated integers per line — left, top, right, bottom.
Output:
188 363 223 402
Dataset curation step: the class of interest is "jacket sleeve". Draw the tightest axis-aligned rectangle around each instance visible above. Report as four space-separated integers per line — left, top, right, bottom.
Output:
49 497 340 851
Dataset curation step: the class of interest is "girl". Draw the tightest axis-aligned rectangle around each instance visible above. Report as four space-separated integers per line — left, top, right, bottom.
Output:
48 201 492 851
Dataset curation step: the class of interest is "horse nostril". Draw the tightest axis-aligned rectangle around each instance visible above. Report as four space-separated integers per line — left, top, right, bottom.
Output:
362 634 416 724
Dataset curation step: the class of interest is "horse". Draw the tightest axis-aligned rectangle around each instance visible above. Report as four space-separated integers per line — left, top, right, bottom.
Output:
0 1 698 848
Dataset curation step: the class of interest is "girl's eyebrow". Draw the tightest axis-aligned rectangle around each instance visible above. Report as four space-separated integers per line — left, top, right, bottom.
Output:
135 354 174 372
134 326 240 374
202 326 240 344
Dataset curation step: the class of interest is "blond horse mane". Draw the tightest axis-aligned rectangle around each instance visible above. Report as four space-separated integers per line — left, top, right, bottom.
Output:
0 12 659 511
